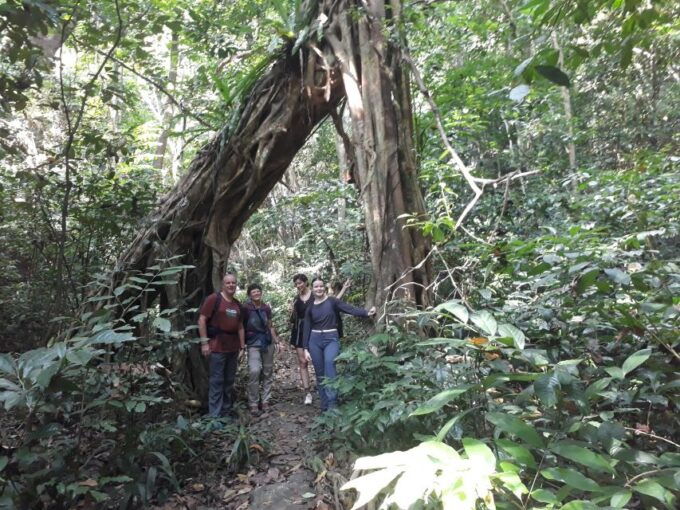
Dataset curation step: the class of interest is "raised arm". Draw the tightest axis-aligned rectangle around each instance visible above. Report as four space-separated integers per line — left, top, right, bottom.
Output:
333 297 371 317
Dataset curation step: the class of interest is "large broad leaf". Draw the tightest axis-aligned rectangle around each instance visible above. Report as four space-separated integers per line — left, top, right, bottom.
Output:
497 323 526 350
153 317 172 333
622 348 651 375
486 412 544 448
89 330 135 345
551 442 614 474
496 439 537 468
604 268 631 286
0 355 15 376
462 438 496 475
534 372 560 407
610 490 632 508
471 311 497 336
342 469 403 510
410 385 472 416
509 84 531 102
534 65 570 87
540 467 601 492
634 479 674 505
435 301 469 324
436 407 476 441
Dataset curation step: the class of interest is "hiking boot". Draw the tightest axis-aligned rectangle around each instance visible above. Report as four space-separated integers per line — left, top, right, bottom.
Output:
304 392 313 405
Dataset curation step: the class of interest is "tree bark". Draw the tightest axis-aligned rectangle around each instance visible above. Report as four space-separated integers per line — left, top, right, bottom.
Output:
325 0 432 310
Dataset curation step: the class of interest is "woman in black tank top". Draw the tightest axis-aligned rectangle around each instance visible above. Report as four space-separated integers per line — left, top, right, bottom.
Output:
290 274 314 405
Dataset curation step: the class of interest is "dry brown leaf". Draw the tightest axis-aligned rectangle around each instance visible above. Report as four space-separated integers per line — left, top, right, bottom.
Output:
78 479 98 487
313 469 327 484
190 483 205 492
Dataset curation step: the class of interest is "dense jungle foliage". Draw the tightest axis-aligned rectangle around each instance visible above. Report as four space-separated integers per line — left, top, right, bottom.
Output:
1 0 678 508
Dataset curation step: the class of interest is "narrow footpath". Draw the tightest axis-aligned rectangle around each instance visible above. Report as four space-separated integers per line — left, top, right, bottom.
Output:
157 347 345 510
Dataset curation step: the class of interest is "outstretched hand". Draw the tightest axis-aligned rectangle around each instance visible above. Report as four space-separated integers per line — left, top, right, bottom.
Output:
201 343 211 358
367 306 376 317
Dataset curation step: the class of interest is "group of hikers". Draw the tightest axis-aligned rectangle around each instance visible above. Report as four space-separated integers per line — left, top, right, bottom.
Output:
197 272 376 419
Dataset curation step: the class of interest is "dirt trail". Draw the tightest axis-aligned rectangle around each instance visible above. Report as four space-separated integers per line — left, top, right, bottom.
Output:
159 347 340 510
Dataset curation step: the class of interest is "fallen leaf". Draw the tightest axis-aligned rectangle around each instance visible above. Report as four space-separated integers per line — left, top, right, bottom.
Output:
314 469 327 484
302 492 315 499
190 483 205 492
78 479 98 487
236 486 252 495
250 443 265 453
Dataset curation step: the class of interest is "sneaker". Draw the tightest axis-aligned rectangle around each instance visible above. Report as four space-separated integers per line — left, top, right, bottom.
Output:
304 392 313 405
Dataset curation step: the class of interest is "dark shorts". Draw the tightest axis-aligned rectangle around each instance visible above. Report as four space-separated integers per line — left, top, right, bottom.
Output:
290 321 304 349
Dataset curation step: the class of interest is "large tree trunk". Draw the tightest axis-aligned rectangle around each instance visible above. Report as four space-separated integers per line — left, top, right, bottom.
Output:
325 0 432 310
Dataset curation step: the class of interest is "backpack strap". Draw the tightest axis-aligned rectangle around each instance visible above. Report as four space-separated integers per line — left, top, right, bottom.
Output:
208 292 222 326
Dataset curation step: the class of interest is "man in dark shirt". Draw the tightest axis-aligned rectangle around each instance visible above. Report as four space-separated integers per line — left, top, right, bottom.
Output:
198 272 245 418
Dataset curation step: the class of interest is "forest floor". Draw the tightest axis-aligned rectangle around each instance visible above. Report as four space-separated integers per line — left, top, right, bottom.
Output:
154 347 349 510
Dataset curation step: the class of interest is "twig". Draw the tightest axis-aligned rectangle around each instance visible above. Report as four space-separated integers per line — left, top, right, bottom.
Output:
625 468 676 487
625 427 680 449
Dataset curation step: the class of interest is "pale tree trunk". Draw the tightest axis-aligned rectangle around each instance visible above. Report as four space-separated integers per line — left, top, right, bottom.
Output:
153 30 179 182
551 32 577 183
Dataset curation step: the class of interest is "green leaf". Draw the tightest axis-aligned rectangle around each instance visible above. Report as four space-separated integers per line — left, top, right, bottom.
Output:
576 269 599 293
622 348 651 375
509 84 530 102
0 456 8 472
514 57 534 76
486 412 544 448
531 488 558 504
604 268 631 285
153 317 172 333
410 386 472 416
541 467 601 492
610 490 632 508
634 479 673 504
436 408 476 441
435 301 469 324
534 65 570 87
471 310 497 336
497 323 526 350
560 501 598 510
585 377 612 400
604 366 625 380
462 438 496 475
496 439 537 468
341 468 403 510
495 471 527 499
551 442 614 474
0 355 15 375
534 372 560 407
